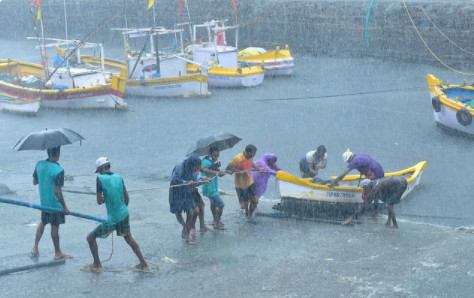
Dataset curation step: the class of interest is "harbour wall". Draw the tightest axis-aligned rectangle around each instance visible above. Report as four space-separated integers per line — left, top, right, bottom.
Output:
1 0 473 70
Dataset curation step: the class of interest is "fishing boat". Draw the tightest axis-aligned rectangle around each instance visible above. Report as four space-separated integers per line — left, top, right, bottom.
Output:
187 20 265 87
62 28 210 98
0 92 40 114
427 74 474 135
274 161 427 218
238 45 295 76
0 39 128 110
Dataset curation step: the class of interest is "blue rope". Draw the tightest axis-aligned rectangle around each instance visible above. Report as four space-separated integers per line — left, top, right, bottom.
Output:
0 197 106 223
365 0 376 48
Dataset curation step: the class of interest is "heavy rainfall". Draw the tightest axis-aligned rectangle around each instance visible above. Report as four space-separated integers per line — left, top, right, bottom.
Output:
0 0 473 297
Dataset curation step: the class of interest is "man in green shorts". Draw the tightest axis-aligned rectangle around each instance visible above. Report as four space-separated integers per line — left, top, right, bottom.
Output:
31 146 72 260
81 157 149 273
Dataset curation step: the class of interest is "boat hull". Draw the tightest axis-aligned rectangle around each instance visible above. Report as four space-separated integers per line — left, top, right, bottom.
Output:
275 161 426 217
124 73 210 97
0 93 40 114
427 74 474 135
238 48 294 76
188 65 265 88
0 60 127 110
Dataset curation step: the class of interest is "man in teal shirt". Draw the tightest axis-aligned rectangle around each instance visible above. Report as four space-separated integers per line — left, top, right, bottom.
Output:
82 157 149 273
31 146 71 260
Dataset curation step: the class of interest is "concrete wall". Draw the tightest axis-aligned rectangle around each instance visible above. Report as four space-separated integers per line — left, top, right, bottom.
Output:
1 0 472 69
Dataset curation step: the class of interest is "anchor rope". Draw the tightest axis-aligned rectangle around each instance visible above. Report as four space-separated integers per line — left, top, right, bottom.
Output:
403 0 474 76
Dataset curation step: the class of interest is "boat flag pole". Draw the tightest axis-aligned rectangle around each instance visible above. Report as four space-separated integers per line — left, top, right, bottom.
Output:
0 198 106 223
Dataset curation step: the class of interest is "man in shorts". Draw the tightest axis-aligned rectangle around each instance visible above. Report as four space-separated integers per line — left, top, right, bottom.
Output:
31 146 72 260
226 144 265 221
342 176 408 230
201 146 228 230
81 157 149 273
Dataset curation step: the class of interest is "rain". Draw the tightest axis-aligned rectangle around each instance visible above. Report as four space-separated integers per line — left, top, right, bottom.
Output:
0 0 473 297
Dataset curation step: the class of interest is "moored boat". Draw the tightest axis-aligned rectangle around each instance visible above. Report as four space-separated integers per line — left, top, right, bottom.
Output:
0 92 40 114
427 74 474 135
188 20 265 88
275 161 427 218
238 45 295 76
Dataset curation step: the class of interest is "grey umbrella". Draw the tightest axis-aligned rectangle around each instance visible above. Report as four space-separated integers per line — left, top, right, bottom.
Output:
13 128 85 151
186 132 242 156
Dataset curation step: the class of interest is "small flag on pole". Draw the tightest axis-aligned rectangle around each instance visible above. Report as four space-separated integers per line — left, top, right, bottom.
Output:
36 4 42 22
148 0 155 10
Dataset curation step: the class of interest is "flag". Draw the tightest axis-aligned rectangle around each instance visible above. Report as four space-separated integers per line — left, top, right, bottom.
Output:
30 0 40 8
148 0 154 10
231 0 237 24
36 4 42 22
179 0 182 20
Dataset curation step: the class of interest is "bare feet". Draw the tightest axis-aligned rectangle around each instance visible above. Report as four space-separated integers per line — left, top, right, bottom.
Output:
30 249 39 257
81 264 102 273
200 225 214 232
342 217 353 225
131 264 151 272
185 239 196 245
369 219 378 224
54 253 73 260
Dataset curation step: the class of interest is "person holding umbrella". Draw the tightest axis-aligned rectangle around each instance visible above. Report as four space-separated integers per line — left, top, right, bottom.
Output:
31 146 72 260
225 144 265 221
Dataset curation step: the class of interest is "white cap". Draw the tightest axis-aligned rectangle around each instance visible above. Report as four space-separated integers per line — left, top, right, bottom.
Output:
342 148 353 163
95 157 110 173
359 179 372 188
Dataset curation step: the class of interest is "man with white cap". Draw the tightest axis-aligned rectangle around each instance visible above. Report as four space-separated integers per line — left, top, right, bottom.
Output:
342 176 408 229
81 157 149 273
328 149 384 188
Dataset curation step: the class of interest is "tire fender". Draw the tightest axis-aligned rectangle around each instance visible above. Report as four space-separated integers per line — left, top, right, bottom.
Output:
431 96 441 112
456 108 472 126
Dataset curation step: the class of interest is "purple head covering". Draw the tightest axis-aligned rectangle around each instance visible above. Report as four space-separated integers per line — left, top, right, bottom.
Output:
251 152 284 198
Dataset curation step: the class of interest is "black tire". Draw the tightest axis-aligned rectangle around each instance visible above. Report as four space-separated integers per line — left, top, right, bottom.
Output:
431 96 441 112
456 108 472 126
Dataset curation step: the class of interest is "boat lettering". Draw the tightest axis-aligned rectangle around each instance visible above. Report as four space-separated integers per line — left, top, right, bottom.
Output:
326 191 356 198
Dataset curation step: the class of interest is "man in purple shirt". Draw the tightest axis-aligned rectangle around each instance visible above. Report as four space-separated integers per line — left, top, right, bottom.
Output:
328 149 384 188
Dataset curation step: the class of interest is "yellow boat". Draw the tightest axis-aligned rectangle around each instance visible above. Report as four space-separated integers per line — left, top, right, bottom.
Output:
0 58 127 109
188 20 265 87
275 161 427 218
427 74 474 135
238 45 295 76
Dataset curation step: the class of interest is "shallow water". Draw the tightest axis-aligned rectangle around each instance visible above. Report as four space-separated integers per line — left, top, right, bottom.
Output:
0 39 473 297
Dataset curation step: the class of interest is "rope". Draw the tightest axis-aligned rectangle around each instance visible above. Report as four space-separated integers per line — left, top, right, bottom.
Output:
403 0 474 76
417 6 474 58
254 85 425 102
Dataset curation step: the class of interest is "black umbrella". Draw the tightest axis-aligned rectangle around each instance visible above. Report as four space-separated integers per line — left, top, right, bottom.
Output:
186 132 242 156
13 128 85 151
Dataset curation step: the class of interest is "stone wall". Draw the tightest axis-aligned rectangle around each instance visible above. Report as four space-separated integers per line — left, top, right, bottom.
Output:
1 0 472 69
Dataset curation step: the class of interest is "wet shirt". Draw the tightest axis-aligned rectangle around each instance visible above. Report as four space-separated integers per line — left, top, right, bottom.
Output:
347 153 384 178
367 176 407 203
229 152 254 189
97 172 129 225
201 156 219 197
33 159 64 211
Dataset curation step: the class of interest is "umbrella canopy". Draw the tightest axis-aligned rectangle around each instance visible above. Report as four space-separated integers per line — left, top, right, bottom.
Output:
186 132 242 156
13 128 85 151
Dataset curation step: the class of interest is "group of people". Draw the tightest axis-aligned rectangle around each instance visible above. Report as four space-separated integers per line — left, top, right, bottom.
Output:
299 146 407 229
30 142 408 271
169 144 283 244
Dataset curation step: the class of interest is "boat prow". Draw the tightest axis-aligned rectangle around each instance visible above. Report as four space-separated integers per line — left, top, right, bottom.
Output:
238 45 295 76
0 92 40 114
427 74 474 135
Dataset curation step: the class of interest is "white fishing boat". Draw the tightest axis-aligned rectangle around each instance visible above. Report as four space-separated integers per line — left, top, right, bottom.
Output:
187 20 265 88
427 74 474 135
274 161 427 217
238 45 295 76
0 92 40 114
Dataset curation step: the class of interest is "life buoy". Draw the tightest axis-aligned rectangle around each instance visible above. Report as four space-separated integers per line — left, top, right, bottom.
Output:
431 96 441 112
456 108 472 126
